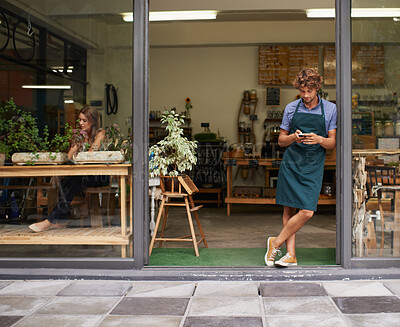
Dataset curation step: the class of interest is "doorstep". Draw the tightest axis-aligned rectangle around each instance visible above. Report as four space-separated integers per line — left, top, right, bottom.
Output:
0 266 400 281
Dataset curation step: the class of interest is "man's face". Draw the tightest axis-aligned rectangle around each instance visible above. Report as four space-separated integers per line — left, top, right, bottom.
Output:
299 87 318 105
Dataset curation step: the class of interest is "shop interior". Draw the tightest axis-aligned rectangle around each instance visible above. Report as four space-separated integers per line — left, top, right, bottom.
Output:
0 0 399 264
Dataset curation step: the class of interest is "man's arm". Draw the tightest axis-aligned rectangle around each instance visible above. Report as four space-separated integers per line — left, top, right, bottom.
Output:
278 129 303 147
302 129 336 150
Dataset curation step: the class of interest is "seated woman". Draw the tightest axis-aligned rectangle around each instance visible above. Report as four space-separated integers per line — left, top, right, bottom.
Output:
29 106 107 232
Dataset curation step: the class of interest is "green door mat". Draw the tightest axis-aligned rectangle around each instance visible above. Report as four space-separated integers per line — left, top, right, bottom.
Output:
149 248 336 266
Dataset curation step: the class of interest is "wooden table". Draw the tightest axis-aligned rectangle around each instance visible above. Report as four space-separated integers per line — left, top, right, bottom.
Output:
223 157 336 216
0 164 132 258
353 149 400 257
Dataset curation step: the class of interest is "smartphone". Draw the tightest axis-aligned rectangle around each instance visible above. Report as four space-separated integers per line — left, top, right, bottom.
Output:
298 133 306 138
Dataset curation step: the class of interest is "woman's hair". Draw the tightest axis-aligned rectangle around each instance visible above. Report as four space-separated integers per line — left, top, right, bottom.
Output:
292 68 323 91
79 106 101 143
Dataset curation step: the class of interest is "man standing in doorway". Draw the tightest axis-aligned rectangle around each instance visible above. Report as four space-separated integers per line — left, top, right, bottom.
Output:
265 68 337 267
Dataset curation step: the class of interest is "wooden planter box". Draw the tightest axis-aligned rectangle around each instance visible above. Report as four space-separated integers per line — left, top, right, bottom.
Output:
74 151 125 164
11 152 68 165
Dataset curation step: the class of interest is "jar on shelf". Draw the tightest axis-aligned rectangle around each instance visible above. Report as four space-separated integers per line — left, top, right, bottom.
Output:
243 104 250 115
374 121 384 137
244 143 253 157
246 123 252 133
250 89 257 100
384 120 394 136
239 121 245 132
243 90 250 101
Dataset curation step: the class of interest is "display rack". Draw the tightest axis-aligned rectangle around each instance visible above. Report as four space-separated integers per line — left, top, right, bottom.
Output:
237 99 258 144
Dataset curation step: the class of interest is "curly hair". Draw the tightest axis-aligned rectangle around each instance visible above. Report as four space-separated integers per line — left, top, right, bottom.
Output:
292 68 323 90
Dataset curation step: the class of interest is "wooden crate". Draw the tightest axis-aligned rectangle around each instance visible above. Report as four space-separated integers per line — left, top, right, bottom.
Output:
233 186 263 197
262 187 276 198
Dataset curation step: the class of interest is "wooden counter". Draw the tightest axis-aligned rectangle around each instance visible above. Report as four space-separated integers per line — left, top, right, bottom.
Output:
0 164 132 258
223 158 336 216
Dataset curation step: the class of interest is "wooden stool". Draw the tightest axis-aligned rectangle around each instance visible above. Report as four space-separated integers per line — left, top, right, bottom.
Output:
149 175 208 257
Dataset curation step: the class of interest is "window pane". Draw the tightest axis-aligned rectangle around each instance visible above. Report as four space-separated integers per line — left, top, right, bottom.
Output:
352 0 400 258
0 1 132 259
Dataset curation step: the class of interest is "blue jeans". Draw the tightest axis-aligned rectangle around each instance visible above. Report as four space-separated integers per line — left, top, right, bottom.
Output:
47 175 110 223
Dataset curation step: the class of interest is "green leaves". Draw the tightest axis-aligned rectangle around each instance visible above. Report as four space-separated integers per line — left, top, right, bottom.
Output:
0 98 72 157
149 108 197 177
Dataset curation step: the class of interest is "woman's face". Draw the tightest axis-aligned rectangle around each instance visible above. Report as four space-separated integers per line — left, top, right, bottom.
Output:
78 113 92 132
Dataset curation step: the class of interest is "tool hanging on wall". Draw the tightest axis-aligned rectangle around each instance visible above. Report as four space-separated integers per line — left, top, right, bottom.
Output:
105 84 118 115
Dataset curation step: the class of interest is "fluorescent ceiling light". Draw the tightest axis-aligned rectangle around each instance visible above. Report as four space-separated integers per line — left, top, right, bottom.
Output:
122 10 218 22
306 8 400 18
22 85 71 89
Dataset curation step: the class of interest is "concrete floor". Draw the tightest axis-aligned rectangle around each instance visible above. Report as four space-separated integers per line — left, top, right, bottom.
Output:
156 204 336 249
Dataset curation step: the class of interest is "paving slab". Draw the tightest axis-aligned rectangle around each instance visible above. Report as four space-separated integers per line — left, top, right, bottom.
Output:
194 281 258 298
0 297 49 315
0 283 11 292
183 316 262 327
323 281 393 297
58 281 132 297
333 296 400 314
344 313 400 327
99 315 182 327
0 316 23 327
13 314 102 327
126 282 195 298
383 280 400 296
0 281 70 297
260 282 326 297
111 298 189 316
263 296 338 315
36 296 120 315
265 314 348 327
188 297 260 316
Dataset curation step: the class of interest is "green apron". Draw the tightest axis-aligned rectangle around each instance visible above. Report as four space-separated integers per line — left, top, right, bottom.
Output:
276 99 327 211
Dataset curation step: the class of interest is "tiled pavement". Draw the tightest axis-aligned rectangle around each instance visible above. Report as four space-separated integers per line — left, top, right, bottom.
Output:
0 279 400 326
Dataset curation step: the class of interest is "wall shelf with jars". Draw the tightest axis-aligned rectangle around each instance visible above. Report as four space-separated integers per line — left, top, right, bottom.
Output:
237 90 258 146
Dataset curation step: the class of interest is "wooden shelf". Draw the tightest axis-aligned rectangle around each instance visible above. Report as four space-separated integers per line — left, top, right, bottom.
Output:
0 227 131 245
225 196 335 205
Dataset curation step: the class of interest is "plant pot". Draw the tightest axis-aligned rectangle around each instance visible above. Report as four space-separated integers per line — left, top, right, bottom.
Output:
0 153 5 166
11 152 68 165
73 151 125 164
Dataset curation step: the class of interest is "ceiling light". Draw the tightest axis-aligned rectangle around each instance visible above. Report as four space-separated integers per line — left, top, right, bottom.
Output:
306 8 400 18
22 85 71 89
122 10 218 22
64 99 74 104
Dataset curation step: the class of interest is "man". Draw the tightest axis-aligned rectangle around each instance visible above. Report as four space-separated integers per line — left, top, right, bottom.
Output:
265 68 337 267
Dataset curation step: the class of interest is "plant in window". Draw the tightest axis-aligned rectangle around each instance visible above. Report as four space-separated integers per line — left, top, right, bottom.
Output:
0 98 72 164
100 123 126 151
149 108 197 177
0 98 41 154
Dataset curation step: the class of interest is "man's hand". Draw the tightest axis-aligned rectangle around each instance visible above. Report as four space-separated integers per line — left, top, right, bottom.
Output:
301 132 322 145
294 129 305 143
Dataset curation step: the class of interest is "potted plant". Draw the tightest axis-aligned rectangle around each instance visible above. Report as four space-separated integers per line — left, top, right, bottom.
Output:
73 122 127 164
0 98 70 165
149 108 198 177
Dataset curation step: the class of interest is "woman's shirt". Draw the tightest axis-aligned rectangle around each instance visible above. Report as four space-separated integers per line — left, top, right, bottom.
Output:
280 96 337 135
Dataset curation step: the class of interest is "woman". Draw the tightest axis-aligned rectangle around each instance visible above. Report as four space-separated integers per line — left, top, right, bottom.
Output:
265 68 337 267
29 106 107 232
